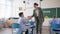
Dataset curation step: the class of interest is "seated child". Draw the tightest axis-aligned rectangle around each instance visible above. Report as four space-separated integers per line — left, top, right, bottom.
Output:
49 16 60 34
16 12 28 34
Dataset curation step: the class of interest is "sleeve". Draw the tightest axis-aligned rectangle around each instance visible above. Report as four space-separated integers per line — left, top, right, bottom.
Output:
31 10 35 17
49 20 51 24
21 18 28 24
17 19 21 24
59 20 60 24
49 20 53 24
40 8 44 22
41 11 44 22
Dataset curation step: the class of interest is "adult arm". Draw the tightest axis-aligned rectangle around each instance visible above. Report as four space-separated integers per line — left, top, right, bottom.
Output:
31 10 35 17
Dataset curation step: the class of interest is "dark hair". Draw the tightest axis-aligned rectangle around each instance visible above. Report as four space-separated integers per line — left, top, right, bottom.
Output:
19 12 23 17
34 3 38 6
52 16 56 18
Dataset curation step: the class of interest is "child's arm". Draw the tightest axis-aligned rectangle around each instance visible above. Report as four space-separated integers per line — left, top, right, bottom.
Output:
22 18 29 24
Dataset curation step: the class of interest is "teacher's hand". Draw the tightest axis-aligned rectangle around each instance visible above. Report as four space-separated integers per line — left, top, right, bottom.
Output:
27 16 32 20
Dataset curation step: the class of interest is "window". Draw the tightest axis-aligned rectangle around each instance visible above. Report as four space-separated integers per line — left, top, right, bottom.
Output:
0 0 13 18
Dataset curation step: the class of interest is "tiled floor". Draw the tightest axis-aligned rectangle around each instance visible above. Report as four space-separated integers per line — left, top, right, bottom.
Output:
0 28 12 34
42 26 49 34
0 26 49 34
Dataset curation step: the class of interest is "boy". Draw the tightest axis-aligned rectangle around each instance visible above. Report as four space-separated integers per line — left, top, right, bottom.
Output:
49 16 60 34
16 12 28 34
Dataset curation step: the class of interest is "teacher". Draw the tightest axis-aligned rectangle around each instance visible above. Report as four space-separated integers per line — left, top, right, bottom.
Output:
31 3 44 34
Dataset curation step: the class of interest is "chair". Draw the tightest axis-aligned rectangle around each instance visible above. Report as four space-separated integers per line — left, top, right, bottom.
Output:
11 23 20 34
29 21 35 34
11 23 19 28
50 24 60 34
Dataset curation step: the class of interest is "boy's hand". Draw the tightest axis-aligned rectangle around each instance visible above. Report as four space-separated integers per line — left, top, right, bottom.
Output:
27 16 32 20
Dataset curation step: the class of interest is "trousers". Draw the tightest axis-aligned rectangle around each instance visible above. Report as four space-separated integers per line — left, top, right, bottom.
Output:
36 17 43 34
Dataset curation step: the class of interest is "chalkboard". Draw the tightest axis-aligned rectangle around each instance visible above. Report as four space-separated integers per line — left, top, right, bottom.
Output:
57 8 60 18
42 8 56 18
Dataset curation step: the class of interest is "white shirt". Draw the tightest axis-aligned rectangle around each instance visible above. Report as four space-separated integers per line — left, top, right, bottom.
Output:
16 17 28 31
35 9 39 16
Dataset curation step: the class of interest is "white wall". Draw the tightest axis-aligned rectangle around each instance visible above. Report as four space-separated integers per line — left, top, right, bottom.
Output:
12 0 60 17
41 0 60 8
12 0 40 17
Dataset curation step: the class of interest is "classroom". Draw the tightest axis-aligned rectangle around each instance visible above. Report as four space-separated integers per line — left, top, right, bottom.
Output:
0 0 60 34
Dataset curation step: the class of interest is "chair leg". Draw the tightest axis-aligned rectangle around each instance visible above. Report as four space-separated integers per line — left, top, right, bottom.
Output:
50 32 55 34
49 30 51 34
12 28 13 34
56 33 59 34
49 26 51 34
25 29 28 34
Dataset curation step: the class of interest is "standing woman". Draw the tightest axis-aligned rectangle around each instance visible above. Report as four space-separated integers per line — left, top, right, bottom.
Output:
31 3 44 34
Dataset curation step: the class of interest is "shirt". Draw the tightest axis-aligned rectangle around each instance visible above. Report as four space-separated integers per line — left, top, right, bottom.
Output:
50 18 60 24
16 17 28 33
49 18 60 30
35 9 39 16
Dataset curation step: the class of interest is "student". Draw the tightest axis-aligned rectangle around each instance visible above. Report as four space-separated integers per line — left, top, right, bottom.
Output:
49 16 60 34
50 16 60 24
16 12 28 34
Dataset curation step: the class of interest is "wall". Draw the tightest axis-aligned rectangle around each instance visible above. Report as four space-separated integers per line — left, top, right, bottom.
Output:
12 0 40 17
41 0 60 8
12 0 60 17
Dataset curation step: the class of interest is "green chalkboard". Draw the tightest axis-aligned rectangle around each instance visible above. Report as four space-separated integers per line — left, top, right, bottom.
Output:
42 8 56 18
57 8 60 18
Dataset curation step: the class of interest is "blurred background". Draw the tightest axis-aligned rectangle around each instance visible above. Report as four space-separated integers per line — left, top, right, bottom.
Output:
0 0 60 34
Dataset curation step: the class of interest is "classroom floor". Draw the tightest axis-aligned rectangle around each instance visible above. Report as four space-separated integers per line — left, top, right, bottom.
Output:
42 26 49 34
0 26 49 34
0 28 12 34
